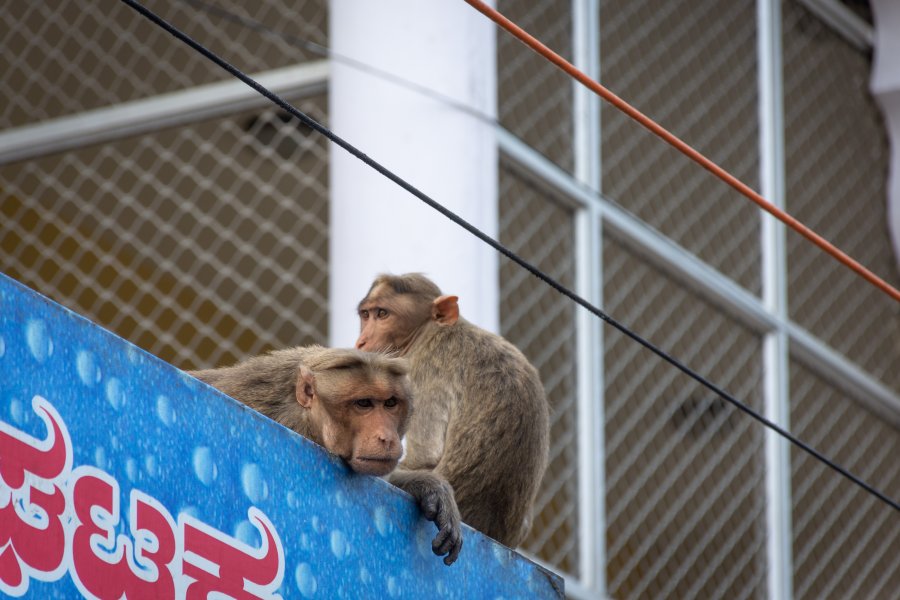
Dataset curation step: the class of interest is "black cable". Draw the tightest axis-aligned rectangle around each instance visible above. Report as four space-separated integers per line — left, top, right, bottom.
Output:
180 0 494 125
119 0 900 513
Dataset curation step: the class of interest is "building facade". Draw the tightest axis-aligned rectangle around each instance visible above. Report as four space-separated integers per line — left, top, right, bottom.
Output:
1 1 898 598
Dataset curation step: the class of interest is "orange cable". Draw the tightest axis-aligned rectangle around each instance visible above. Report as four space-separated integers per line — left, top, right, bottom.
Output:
464 0 900 303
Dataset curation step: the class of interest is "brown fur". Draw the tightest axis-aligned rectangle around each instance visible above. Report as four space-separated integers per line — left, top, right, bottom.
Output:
357 273 550 548
188 344 462 565
188 346 412 476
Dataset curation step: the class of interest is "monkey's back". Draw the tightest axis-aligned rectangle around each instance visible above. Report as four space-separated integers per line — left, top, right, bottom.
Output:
188 347 315 434
407 318 550 547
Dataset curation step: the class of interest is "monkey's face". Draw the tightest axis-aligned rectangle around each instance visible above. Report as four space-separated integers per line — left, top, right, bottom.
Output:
316 371 411 477
355 285 426 354
327 395 409 477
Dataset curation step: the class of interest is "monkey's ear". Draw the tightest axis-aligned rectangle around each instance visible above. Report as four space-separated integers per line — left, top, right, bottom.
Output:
432 295 459 326
296 365 316 408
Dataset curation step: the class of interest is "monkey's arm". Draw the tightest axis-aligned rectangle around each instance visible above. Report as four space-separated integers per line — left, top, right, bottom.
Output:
387 468 462 566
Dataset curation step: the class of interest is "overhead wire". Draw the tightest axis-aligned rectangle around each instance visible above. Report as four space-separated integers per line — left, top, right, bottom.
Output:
118 0 900 512
462 0 900 305
180 0 493 125
185 1 896 315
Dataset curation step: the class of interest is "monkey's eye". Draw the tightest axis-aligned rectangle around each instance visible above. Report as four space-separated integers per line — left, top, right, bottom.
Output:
384 397 399 408
359 309 369 320
376 308 388 319
354 399 374 409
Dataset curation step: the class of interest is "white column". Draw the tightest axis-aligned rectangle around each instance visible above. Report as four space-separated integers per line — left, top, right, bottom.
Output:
572 0 605 596
758 1 792 598
871 0 900 275
328 0 498 346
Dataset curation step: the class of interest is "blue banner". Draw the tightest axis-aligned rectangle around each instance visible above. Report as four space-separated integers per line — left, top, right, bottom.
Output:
0 273 563 599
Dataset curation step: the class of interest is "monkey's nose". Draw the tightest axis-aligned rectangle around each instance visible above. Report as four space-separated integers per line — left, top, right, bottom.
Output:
355 338 365 350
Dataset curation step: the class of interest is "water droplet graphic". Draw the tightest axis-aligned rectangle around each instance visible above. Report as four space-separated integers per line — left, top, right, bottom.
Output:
0 335 5 358
311 515 324 534
126 345 140 364
106 378 124 410
492 544 512 567
125 457 139 482
234 520 260 547
387 576 400 598
374 506 391 536
241 463 268 503
9 398 23 425
76 351 101 386
330 529 348 559
179 506 200 520
26 320 52 363
295 563 317 598
193 447 217 485
145 454 159 478
95 447 108 470
157 395 174 426
359 566 372 585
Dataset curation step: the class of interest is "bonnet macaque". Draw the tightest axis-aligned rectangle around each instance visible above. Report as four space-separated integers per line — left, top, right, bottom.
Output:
189 346 410 476
356 273 550 548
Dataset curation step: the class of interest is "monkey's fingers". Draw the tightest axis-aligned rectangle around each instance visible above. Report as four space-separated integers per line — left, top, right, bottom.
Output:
418 490 462 564
433 524 463 565
419 490 441 523
426 494 462 565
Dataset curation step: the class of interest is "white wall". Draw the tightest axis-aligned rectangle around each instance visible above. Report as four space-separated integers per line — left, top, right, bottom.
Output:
328 0 498 347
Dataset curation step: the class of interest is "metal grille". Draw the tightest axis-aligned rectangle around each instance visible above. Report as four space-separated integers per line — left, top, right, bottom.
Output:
497 0 575 173
0 0 327 130
603 231 767 599
0 0 328 368
498 161 580 578
782 0 900 394
599 0 762 295
1 103 330 369
1 1 330 369
789 358 900 600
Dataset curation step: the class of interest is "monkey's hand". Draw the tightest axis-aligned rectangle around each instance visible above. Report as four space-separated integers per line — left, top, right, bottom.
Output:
387 469 463 566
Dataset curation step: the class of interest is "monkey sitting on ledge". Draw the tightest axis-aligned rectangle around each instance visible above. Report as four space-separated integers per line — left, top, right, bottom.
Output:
187 345 462 565
356 273 550 550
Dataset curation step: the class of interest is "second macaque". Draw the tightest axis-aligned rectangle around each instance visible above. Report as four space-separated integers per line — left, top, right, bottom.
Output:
356 273 550 548
188 346 410 476
188 345 462 564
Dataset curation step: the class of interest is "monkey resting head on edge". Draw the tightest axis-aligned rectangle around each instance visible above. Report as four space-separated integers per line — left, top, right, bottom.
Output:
356 273 550 551
188 345 462 565
188 347 410 476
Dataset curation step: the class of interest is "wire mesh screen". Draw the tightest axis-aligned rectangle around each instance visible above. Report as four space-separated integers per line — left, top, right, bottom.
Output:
603 231 768 599
789 358 900 599
497 0 575 174
1 1 330 368
0 0 327 130
782 0 900 395
1 100 330 370
498 161 580 578
599 0 762 295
